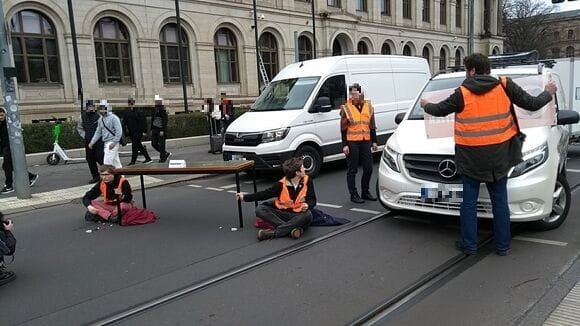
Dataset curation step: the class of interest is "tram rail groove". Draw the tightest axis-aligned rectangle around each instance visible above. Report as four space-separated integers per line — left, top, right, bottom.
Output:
91 211 392 326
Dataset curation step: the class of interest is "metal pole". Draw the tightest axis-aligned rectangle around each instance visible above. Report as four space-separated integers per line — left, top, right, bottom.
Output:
311 0 316 58
67 0 83 113
252 0 261 94
294 31 299 62
175 0 189 112
0 4 31 198
468 0 474 55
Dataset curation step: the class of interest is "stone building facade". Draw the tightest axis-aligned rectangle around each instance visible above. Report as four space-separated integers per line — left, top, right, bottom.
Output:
3 0 503 122
545 9 579 59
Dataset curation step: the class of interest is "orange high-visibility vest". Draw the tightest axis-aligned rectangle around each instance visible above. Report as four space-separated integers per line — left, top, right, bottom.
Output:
455 77 517 146
342 100 373 141
100 176 128 204
274 175 309 213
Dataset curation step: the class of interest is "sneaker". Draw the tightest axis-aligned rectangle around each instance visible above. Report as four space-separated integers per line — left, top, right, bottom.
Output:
257 229 275 241
454 240 477 255
29 174 39 186
127 161 136 166
361 191 377 201
143 158 153 164
495 248 510 256
290 228 303 240
350 193 365 204
0 265 16 286
1 186 14 195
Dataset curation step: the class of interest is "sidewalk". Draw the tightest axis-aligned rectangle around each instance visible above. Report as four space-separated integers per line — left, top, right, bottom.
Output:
0 136 227 214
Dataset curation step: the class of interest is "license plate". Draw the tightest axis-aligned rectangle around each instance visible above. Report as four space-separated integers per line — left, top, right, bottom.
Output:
420 183 463 202
231 154 245 161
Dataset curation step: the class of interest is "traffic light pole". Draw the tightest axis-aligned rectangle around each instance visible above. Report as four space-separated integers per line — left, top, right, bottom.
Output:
0 4 31 198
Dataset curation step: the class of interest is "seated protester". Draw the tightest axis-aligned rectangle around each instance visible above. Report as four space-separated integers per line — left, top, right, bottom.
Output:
0 211 16 285
235 157 316 241
83 165 133 223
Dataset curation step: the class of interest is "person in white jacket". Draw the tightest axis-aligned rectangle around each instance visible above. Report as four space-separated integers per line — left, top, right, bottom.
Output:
89 100 123 168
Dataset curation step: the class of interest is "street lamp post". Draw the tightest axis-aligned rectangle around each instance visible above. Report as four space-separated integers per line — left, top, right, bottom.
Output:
311 0 316 58
252 0 261 94
174 0 189 112
67 0 83 113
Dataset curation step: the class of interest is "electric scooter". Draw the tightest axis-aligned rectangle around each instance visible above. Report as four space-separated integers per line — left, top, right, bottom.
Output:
46 122 85 165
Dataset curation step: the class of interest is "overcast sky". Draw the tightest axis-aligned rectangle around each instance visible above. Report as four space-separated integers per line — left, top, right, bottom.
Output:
551 0 580 12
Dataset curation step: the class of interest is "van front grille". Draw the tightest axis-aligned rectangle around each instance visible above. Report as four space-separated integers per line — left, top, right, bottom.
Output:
224 132 262 146
403 154 461 184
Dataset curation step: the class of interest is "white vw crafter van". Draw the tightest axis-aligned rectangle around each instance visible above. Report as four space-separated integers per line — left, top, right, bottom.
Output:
222 55 431 176
377 59 579 230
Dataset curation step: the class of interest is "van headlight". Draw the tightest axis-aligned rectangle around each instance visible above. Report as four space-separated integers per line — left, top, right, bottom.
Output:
382 145 400 172
508 143 548 178
261 127 290 144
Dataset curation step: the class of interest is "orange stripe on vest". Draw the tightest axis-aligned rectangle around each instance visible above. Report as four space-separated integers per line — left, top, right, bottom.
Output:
274 175 309 213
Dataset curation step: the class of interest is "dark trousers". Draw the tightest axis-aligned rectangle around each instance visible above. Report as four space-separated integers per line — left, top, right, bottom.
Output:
85 140 104 179
255 201 312 238
130 133 150 163
151 129 167 157
2 148 36 188
346 141 373 195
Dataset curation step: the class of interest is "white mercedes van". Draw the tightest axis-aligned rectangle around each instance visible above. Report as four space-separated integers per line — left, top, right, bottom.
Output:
222 55 431 176
377 62 579 230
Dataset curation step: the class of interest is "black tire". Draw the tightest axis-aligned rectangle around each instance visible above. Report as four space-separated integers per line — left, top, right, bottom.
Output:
295 145 322 177
532 173 571 231
46 153 60 165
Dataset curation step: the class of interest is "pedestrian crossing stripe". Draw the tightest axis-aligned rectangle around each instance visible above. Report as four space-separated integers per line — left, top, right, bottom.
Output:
350 208 382 214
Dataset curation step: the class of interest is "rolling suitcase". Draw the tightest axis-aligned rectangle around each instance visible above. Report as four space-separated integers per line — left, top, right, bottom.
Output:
209 134 224 154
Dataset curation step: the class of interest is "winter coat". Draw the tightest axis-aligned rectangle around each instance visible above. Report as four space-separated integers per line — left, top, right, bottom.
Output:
122 108 148 136
151 106 168 131
77 111 100 142
90 105 123 146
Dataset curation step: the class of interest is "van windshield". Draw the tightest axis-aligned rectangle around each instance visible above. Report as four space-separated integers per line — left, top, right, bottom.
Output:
251 77 320 111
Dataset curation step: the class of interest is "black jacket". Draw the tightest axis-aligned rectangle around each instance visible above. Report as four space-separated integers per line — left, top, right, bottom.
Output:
151 106 168 131
78 111 101 142
0 120 9 152
82 176 133 206
243 177 317 211
424 75 553 182
0 229 16 256
123 109 148 135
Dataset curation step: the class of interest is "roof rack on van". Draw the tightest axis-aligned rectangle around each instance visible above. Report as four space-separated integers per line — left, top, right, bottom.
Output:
488 50 556 69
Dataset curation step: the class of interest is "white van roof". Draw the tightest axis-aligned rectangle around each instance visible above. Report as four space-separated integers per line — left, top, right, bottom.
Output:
273 55 430 81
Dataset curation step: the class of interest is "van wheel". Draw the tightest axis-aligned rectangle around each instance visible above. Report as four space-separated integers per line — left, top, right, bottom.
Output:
296 145 322 177
532 173 571 231
46 153 60 165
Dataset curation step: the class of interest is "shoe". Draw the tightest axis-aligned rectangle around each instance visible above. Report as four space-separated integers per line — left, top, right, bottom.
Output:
165 152 172 160
127 161 136 166
290 228 303 240
109 215 119 223
88 177 100 184
158 158 166 163
257 229 275 241
361 191 377 201
0 186 14 195
455 241 476 255
0 270 16 286
29 174 39 186
143 158 153 164
350 193 365 204
495 248 510 256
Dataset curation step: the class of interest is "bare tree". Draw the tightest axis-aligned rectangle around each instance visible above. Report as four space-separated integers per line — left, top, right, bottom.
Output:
502 0 555 58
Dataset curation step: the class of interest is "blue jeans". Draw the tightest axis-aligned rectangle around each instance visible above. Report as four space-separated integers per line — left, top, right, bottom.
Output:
460 175 511 252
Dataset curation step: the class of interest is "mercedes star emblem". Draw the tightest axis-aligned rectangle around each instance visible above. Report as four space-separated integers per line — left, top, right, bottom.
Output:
438 159 457 179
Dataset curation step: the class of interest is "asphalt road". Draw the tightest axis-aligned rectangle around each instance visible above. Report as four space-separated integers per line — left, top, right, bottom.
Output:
0 147 579 325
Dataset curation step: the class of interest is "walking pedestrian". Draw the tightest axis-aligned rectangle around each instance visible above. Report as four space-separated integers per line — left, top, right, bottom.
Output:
420 53 557 256
151 95 171 162
89 100 123 168
0 211 16 286
82 165 134 223
340 83 378 204
0 108 38 194
219 92 235 133
235 157 315 241
77 100 104 183
122 97 152 165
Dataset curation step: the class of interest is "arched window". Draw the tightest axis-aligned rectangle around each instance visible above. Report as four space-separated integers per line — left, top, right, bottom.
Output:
10 10 61 83
214 28 239 83
357 41 369 54
455 49 461 66
381 43 391 55
422 47 430 67
439 49 447 71
259 32 278 83
94 17 133 84
298 35 313 61
159 23 190 84
492 47 500 55
568 30 575 40
332 39 342 56
403 45 412 56
566 46 575 58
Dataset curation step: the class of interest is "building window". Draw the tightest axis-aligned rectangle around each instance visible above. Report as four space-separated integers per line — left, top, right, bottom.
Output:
552 48 560 59
10 10 61 83
159 23 190 84
403 45 412 56
554 31 560 40
455 49 461 66
357 41 369 54
568 30 575 40
403 0 412 19
381 43 391 55
94 17 133 84
439 49 447 71
440 0 447 25
327 0 341 8
422 47 431 67
298 36 313 61
456 0 462 27
381 0 391 16
356 0 367 12
422 0 431 22
484 0 491 34
259 32 278 84
332 39 343 56
214 28 239 83
566 46 575 58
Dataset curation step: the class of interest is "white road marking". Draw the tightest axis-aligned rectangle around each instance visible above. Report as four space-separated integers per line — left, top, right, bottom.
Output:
221 184 238 189
317 203 343 209
566 169 580 173
513 236 568 247
205 187 225 192
350 208 382 215
188 184 203 188
243 181 254 184
227 190 237 194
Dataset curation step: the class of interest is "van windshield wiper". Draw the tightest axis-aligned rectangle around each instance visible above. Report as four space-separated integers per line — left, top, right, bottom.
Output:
251 107 286 112
406 115 425 120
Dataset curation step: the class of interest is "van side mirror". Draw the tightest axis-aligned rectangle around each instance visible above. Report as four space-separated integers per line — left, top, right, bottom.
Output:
310 97 332 113
557 110 580 125
395 112 406 125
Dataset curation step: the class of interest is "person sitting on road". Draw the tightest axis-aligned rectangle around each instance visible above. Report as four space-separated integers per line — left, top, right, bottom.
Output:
235 157 316 241
0 211 17 286
82 165 133 223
